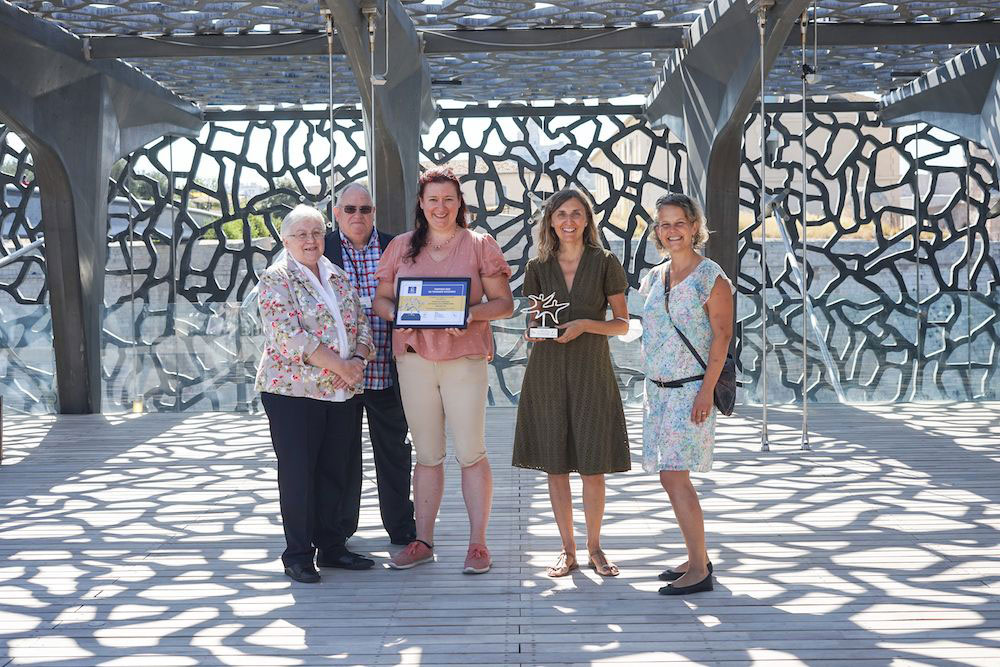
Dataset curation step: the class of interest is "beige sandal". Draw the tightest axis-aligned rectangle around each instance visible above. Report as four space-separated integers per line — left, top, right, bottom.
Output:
546 552 579 577
588 550 620 577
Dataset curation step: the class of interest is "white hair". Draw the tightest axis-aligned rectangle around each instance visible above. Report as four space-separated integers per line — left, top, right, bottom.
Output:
335 182 372 206
280 204 327 239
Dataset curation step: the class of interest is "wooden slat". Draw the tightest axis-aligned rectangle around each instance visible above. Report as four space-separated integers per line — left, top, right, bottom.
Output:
1 403 999 665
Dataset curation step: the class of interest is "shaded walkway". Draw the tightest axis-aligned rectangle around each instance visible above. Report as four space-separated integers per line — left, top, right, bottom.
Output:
1 404 998 665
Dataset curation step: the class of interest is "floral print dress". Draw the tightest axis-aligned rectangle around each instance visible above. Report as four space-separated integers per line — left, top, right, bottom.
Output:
639 259 734 472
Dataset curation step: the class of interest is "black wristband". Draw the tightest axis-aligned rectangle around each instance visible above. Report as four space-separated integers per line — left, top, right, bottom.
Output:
351 354 366 362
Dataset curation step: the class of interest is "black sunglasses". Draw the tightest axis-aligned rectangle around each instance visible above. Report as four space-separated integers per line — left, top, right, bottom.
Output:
342 205 373 215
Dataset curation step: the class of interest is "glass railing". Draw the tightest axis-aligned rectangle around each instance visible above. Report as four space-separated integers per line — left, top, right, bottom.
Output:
0 303 57 414
1 287 991 414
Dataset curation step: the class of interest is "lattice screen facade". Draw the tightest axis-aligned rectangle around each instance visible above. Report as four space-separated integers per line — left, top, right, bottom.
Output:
1 112 996 413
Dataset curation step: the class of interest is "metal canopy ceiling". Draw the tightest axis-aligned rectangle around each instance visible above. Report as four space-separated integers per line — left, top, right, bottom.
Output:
9 1 1000 107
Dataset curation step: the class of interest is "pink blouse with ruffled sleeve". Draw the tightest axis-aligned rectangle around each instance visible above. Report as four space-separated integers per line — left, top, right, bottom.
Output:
375 228 512 361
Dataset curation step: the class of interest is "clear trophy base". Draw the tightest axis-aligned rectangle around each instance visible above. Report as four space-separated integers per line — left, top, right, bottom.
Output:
528 327 559 339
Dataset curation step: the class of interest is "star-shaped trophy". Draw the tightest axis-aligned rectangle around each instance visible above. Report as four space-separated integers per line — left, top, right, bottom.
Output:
522 292 570 339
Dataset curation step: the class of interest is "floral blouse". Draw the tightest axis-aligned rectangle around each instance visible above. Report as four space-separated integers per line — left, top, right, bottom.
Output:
255 255 373 401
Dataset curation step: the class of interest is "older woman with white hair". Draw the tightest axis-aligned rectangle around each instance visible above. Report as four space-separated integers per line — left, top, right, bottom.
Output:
256 204 375 583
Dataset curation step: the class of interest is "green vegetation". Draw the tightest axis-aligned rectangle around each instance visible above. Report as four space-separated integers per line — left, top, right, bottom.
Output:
202 214 282 241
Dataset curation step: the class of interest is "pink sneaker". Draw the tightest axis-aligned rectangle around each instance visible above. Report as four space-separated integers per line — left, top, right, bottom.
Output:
388 540 433 570
463 543 492 574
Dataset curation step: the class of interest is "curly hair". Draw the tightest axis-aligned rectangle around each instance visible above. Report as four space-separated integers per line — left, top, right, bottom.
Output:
405 166 468 262
651 192 709 253
534 188 602 262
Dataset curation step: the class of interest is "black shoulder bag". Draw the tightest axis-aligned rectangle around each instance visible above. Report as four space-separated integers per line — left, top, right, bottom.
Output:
661 265 737 416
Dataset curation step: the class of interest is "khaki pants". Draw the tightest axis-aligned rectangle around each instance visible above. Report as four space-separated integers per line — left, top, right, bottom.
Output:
395 353 489 467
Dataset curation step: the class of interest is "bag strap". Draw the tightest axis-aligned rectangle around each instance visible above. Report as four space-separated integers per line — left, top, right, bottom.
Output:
663 264 708 371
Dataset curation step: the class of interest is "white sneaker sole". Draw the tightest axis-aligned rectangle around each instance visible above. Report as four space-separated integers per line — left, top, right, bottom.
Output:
463 562 492 575
388 555 433 570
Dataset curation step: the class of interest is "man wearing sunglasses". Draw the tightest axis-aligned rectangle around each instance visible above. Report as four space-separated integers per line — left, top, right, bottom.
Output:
324 183 417 551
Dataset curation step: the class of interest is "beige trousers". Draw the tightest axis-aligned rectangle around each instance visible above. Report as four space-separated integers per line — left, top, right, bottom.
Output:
395 353 489 467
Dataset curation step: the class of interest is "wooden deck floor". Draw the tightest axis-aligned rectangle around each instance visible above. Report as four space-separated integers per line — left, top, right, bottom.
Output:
1 403 999 666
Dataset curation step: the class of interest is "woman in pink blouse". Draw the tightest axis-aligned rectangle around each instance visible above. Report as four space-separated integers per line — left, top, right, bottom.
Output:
256 205 375 584
373 167 514 574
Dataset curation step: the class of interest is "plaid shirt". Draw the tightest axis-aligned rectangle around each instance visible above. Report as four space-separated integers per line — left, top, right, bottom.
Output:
340 230 392 390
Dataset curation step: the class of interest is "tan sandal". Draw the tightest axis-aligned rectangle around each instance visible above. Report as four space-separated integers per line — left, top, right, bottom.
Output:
546 552 579 577
588 550 620 577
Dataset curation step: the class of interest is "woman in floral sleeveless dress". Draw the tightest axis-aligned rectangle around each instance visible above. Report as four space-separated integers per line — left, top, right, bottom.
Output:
638 193 734 596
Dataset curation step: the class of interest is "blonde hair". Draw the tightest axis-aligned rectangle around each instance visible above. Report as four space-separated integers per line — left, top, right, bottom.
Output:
534 189 602 262
651 193 709 254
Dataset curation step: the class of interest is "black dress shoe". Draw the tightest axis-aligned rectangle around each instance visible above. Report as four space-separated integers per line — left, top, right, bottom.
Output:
316 549 375 570
658 561 713 582
659 572 713 596
284 563 320 583
390 533 417 546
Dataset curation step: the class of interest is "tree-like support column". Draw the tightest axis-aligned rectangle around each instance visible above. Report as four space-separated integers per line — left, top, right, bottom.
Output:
643 0 810 280
0 3 202 413
324 0 436 234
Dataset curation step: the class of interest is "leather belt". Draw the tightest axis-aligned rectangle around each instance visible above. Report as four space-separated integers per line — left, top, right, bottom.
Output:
649 374 705 389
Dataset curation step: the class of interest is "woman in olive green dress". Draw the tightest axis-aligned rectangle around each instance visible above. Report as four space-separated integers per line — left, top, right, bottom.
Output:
512 188 631 577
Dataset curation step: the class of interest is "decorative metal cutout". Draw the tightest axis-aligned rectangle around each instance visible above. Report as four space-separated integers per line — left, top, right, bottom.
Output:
738 111 999 402
12 1 325 34
14 2 997 105
128 55 363 107
2 108 997 413
767 44 978 97
0 125 55 413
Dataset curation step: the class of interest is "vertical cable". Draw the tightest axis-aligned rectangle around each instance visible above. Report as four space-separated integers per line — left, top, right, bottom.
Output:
326 9 338 210
127 159 141 413
758 2 770 452
169 136 179 412
966 147 973 390
800 9 811 451
365 7 378 207
912 125 922 400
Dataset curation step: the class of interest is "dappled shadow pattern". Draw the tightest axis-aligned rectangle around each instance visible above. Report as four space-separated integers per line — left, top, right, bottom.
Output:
1 404 998 664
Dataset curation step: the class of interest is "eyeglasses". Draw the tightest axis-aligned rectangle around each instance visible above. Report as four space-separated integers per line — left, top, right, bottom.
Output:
341 205 373 215
289 230 325 242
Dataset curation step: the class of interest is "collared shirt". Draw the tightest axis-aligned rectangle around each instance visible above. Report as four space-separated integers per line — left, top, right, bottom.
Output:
340 229 391 390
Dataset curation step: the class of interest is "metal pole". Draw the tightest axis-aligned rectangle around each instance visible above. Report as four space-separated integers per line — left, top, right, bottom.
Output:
799 10 811 451
758 1 770 452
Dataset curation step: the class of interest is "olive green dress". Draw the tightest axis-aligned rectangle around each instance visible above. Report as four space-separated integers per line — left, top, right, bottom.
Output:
512 246 631 475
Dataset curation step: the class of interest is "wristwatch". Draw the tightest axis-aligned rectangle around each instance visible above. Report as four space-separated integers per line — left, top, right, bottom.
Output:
351 354 368 365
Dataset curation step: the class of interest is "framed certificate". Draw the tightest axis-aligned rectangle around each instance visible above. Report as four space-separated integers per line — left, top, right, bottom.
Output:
394 277 472 329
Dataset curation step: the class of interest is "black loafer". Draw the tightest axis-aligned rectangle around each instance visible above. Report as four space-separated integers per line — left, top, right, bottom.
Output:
316 549 375 570
658 561 713 582
659 573 713 596
284 562 320 583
